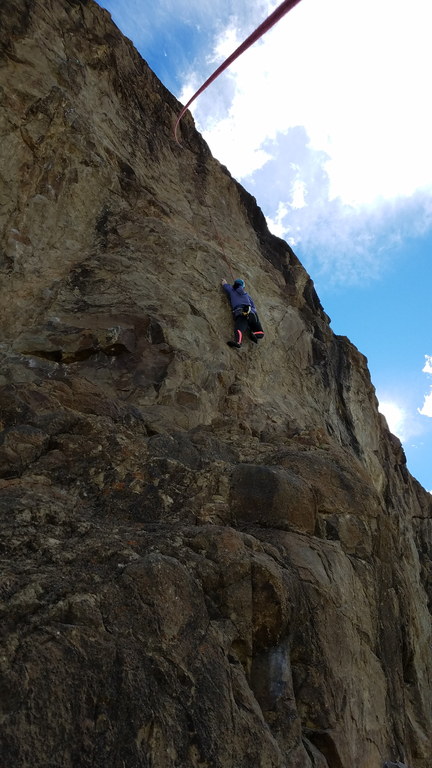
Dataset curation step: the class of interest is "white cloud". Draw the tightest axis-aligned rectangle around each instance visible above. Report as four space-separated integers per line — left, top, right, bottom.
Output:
378 395 428 444
379 401 408 441
178 0 432 283
418 393 432 418
418 355 432 418
290 179 307 210
266 201 291 239
422 355 432 375
185 0 432 199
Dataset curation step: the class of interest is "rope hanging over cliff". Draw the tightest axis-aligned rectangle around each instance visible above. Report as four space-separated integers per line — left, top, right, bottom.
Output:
174 0 303 143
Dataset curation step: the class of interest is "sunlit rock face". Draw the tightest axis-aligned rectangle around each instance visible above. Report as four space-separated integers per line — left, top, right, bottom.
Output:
1 2 431 767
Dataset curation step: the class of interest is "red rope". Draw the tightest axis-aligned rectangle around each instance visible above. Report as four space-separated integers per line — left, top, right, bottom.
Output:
174 0 303 143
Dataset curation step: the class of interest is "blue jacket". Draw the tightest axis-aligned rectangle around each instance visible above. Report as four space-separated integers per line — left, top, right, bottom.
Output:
223 283 257 315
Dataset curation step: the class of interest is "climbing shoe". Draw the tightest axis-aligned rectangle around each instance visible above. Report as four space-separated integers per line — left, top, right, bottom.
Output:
227 341 241 348
250 333 258 343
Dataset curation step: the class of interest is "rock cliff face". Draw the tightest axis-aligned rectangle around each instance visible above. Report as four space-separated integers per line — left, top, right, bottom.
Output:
1 2 431 767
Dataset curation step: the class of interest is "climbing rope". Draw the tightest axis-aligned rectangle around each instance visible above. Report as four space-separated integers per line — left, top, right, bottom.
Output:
173 0 304 281
174 0 303 143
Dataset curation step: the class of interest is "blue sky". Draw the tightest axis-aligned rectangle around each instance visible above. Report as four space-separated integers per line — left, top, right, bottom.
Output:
97 0 432 491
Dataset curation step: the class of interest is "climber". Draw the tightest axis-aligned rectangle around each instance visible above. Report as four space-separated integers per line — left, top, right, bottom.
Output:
221 278 264 348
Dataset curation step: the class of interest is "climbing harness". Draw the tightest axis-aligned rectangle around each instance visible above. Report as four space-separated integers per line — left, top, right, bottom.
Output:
174 0 303 143
232 305 253 319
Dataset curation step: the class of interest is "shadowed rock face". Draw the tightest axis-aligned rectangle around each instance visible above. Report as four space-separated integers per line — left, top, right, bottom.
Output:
0 2 431 767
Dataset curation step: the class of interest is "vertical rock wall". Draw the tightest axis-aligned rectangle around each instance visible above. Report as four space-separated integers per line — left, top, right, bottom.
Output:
0 1 431 766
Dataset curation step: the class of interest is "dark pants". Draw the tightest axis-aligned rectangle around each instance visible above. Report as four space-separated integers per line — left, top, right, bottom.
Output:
233 311 264 345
